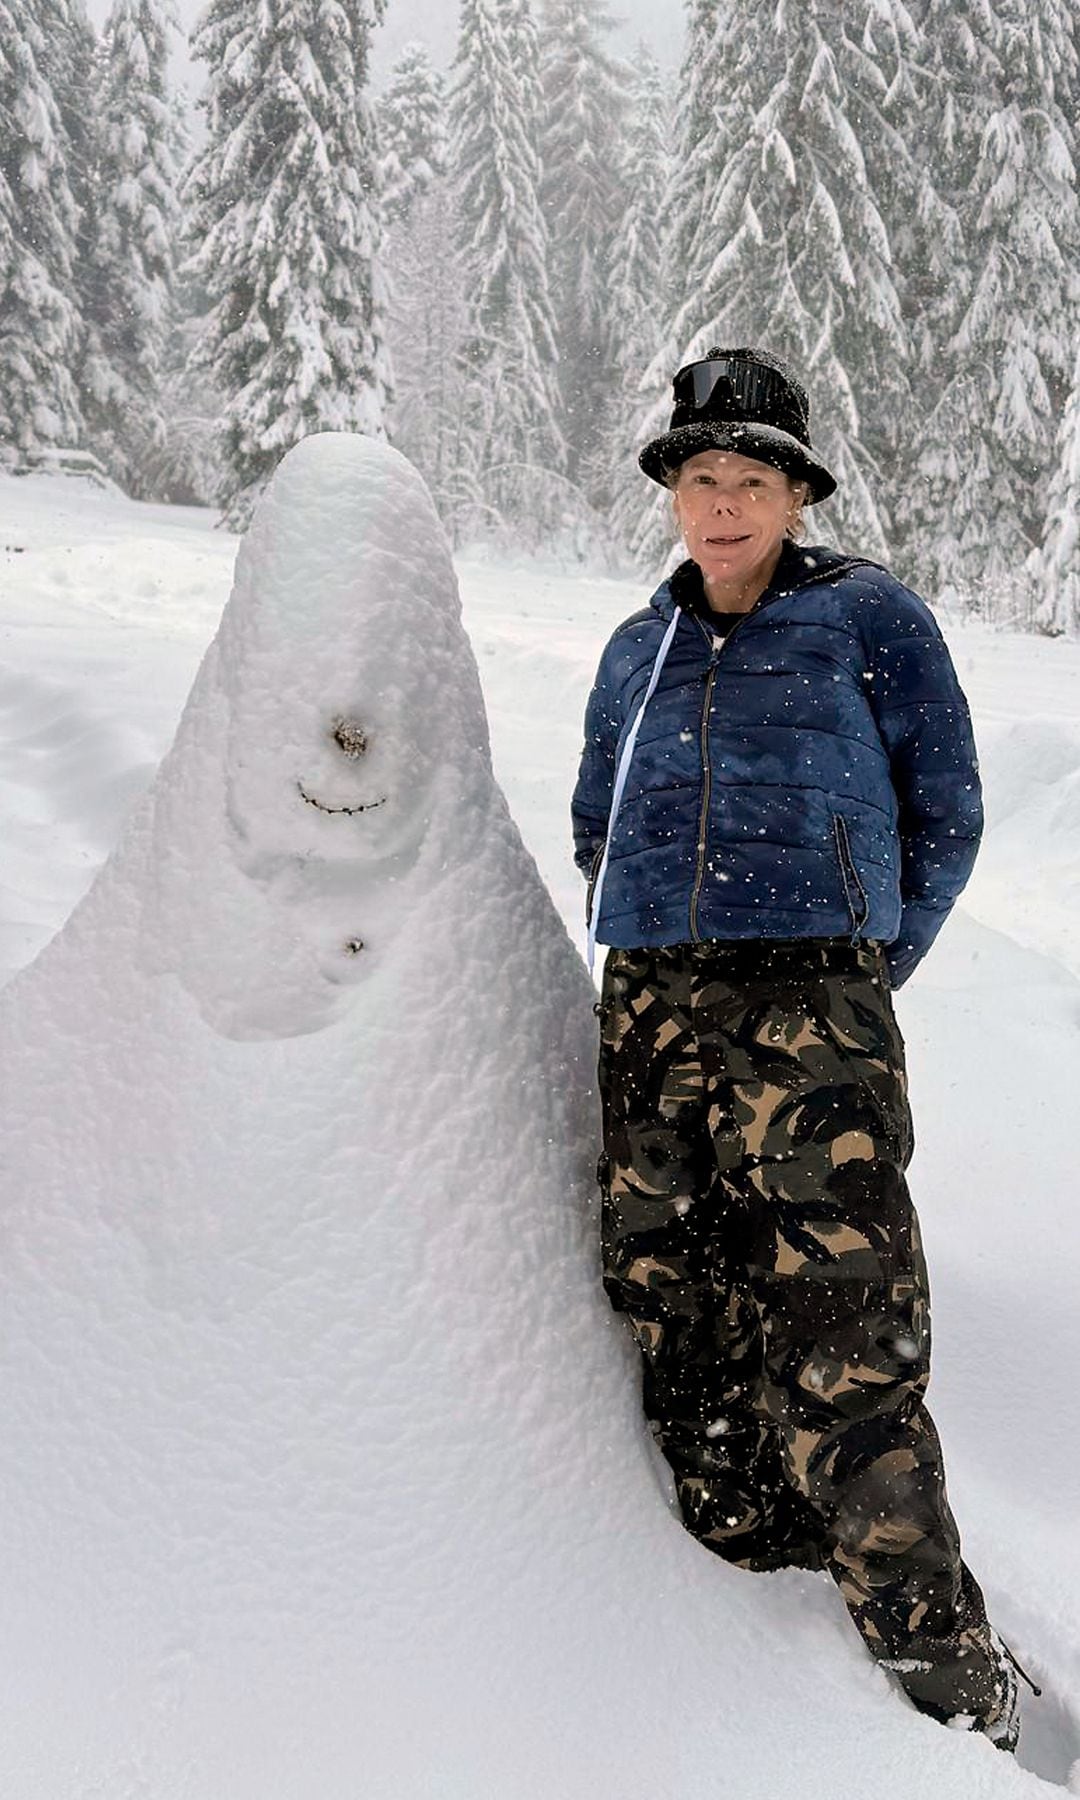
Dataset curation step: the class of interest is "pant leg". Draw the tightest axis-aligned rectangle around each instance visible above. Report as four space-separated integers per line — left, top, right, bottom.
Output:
597 946 824 1572
690 942 1005 1723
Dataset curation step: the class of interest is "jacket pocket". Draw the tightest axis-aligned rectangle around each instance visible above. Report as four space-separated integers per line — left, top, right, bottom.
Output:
585 844 605 926
832 813 870 934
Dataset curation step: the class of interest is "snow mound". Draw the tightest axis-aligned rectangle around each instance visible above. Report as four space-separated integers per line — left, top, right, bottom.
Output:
136 431 494 1038
0 438 1058 1799
0 660 155 980
965 716 1080 980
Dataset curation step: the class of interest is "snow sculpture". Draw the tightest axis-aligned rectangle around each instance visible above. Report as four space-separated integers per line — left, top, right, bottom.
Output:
136 431 496 1038
0 437 1026 1800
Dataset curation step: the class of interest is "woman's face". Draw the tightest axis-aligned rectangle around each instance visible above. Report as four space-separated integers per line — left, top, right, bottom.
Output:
671 451 804 590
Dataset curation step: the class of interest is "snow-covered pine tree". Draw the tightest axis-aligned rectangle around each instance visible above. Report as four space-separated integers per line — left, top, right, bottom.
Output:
185 0 390 528
917 0 1080 620
838 2 932 503
604 46 673 567
382 180 469 521
642 0 917 563
884 0 994 594
538 0 628 497
143 285 224 503
377 40 446 230
0 0 84 455
1027 344 1080 636
378 42 468 518
625 0 730 572
38 0 98 315
662 0 730 315
81 0 179 492
134 86 224 505
448 0 566 547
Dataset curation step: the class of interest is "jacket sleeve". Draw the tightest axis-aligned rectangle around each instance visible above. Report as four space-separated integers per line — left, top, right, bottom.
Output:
571 638 624 881
864 590 983 988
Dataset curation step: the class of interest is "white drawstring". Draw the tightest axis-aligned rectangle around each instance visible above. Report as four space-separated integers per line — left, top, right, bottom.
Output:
587 606 683 975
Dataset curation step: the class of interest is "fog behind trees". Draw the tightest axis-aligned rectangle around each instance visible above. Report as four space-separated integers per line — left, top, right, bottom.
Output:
83 0 684 97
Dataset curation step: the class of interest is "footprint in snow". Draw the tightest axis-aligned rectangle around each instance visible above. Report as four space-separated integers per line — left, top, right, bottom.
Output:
1003 1635 1080 1790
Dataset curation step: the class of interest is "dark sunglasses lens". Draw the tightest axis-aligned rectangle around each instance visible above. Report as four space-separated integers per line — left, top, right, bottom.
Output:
690 360 737 409
678 359 779 415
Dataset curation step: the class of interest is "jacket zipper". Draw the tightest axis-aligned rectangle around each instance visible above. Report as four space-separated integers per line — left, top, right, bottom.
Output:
683 557 870 942
689 662 719 941
687 605 761 940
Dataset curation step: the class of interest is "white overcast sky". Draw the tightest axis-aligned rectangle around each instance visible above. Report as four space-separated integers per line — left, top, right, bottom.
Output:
85 0 685 100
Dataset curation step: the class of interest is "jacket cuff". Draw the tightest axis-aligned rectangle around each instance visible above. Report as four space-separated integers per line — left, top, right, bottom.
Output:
884 901 954 989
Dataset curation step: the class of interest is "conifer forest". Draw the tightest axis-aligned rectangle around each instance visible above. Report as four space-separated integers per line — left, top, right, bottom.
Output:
2 0 1079 633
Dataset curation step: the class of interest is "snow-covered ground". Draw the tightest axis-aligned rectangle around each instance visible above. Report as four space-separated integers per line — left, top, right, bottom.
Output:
0 460 1078 1798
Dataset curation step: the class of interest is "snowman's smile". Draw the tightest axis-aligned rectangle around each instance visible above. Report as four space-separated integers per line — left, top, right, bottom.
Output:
297 781 388 817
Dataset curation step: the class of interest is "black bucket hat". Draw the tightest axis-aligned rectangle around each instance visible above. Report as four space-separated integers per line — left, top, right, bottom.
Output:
639 346 837 503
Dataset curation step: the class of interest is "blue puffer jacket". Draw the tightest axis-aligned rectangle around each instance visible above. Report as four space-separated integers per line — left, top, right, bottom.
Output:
571 543 983 988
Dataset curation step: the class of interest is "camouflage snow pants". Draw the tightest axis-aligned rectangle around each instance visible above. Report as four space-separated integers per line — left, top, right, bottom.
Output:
597 938 1004 1727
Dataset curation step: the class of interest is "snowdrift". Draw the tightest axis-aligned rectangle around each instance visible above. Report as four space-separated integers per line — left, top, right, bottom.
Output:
0 436 1070 1799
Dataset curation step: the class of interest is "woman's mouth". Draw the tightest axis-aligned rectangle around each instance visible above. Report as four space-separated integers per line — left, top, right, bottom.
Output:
706 534 750 546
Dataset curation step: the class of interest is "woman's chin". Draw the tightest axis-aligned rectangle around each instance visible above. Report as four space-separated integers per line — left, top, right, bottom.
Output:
696 538 784 594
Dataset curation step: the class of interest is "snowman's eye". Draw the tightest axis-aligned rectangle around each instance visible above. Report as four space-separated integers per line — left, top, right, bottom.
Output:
332 718 368 759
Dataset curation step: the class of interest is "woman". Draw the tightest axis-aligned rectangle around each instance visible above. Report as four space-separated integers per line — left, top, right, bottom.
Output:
572 347 1029 1748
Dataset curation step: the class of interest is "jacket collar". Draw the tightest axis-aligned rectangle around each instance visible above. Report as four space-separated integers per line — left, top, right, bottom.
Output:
650 542 871 623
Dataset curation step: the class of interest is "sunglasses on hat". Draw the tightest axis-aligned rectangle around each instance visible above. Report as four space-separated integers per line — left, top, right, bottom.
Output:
671 355 809 438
